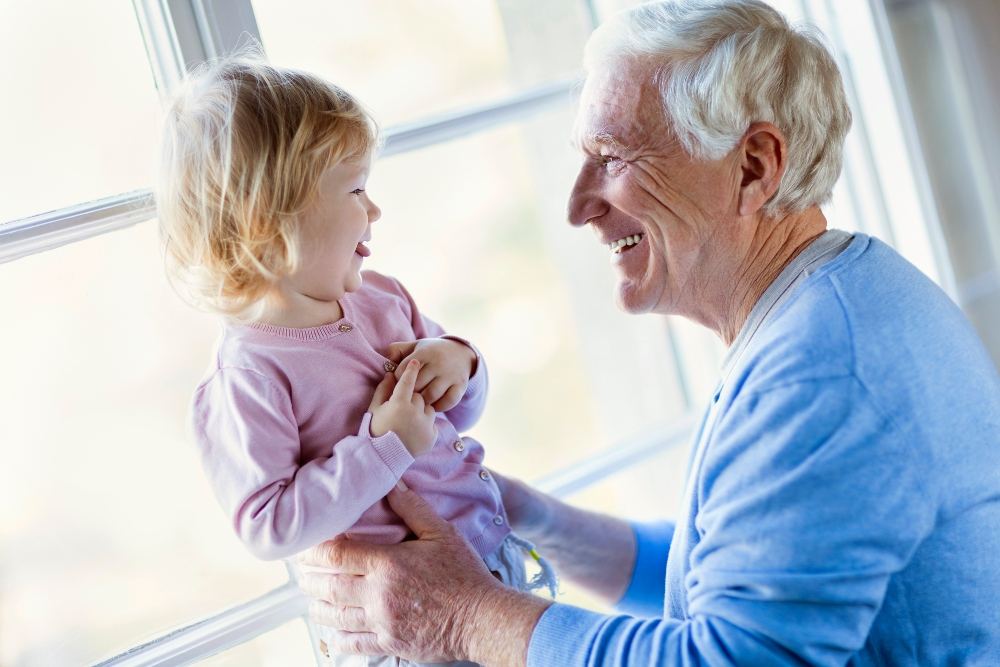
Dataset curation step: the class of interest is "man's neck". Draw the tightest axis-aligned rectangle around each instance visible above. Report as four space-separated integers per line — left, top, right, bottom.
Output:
717 207 828 345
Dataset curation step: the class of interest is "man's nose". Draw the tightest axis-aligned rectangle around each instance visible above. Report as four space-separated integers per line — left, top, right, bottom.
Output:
567 163 607 228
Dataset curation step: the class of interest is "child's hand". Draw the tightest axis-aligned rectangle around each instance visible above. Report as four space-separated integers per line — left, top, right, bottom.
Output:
369 360 437 457
386 338 477 413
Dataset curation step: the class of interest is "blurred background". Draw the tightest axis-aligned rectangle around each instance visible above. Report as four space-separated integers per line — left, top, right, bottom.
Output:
1 0 998 665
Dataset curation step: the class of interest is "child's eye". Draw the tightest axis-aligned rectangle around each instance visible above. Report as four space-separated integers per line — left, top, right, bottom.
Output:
351 188 365 195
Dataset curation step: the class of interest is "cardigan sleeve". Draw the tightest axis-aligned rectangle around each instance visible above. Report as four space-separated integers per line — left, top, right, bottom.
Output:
614 520 674 618
192 367 414 560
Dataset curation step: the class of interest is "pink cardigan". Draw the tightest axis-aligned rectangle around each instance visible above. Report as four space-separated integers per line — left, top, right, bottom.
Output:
191 270 509 560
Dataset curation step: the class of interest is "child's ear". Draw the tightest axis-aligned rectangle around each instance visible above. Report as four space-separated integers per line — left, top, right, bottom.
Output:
738 122 786 217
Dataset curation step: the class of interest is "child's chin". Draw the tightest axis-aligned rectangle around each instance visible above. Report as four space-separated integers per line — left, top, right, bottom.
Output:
345 273 364 292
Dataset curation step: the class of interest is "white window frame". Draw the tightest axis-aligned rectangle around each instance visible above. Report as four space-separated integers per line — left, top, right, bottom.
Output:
0 0 962 664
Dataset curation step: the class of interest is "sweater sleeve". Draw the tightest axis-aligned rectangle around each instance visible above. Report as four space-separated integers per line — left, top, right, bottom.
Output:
614 520 674 618
192 367 415 560
528 376 936 666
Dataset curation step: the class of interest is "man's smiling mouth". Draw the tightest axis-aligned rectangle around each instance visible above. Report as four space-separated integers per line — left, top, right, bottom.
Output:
609 234 644 254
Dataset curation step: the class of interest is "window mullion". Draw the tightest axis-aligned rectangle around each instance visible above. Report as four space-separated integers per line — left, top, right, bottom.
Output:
133 0 263 99
0 191 154 264
94 582 307 666
188 0 264 61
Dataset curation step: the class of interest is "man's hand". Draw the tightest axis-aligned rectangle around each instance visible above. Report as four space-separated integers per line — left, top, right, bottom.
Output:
297 485 548 665
386 338 476 413
369 360 437 457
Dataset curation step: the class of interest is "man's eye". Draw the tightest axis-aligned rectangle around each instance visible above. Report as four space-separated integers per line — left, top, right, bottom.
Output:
601 156 626 174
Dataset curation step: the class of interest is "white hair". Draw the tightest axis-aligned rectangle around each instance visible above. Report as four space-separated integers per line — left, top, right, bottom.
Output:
584 0 852 214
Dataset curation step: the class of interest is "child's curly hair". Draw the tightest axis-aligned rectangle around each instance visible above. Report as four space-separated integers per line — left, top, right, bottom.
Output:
157 55 379 319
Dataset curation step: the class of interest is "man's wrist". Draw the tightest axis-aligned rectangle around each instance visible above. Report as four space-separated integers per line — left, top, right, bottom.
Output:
460 586 552 667
520 484 560 546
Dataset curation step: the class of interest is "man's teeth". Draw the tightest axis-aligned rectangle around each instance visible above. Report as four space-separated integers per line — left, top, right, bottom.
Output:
609 234 644 254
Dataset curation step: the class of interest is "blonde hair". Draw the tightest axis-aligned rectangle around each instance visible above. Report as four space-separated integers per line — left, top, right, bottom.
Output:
584 0 852 214
157 56 379 319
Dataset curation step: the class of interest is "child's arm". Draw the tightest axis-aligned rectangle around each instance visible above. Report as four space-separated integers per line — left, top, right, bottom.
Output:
392 279 489 432
192 366 415 561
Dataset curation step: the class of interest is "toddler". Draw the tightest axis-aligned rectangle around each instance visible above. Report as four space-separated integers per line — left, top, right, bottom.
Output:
156 57 555 666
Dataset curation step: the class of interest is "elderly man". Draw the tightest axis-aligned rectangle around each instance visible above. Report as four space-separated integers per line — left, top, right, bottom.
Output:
299 1 1000 665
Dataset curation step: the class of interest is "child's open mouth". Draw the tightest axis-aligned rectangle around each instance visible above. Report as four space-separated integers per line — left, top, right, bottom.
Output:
355 242 371 257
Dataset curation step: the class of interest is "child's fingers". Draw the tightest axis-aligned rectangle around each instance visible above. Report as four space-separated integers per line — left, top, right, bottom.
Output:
392 353 414 381
368 373 396 410
433 384 464 413
391 359 420 401
386 341 417 363
414 365 435 392
421 377 450 406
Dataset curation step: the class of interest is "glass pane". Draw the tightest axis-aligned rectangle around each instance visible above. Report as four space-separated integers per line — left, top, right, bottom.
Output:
0 1 160 223
554 440 692 613
200 618 317 667
362 104 688 480
0 223 289 667
251 0 592 126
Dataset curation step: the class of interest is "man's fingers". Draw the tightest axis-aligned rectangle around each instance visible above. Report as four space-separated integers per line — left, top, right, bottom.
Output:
297 538 371 574
321 629 383 657
386 486 452 540
309 600 369 633
386 340 417 363
299 572 366 607
391 359 420 401
368 373 396 410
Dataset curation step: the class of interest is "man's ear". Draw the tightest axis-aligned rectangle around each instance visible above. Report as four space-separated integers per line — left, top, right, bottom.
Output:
738 122 786 216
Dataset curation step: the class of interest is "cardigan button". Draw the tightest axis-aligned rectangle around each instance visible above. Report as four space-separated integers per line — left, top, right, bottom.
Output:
453 439 465 452
338 323 353 333
479 470 490 481
384 359 397 373
492 515 504 525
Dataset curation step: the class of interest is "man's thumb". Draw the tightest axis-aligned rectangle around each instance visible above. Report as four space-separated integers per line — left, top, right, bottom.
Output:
387 483 449 539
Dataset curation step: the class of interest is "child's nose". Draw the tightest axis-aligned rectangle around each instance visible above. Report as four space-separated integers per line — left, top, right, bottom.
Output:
367 198 382 223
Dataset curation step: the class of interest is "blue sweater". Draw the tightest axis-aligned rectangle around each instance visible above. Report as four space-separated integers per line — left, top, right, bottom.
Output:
528 234 1000 666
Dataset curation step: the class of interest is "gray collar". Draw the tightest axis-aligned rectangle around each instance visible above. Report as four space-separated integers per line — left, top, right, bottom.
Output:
719 229 854 382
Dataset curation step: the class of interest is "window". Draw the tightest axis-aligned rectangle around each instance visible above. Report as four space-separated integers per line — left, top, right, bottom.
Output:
251 0 591 125
0 1 159 223
0 222 289 665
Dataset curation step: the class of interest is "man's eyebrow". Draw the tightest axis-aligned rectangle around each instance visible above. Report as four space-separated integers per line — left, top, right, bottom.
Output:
572 128 631 154
593 129 632 154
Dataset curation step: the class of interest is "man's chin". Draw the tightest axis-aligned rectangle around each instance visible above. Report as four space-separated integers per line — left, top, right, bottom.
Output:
614 283 657 315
